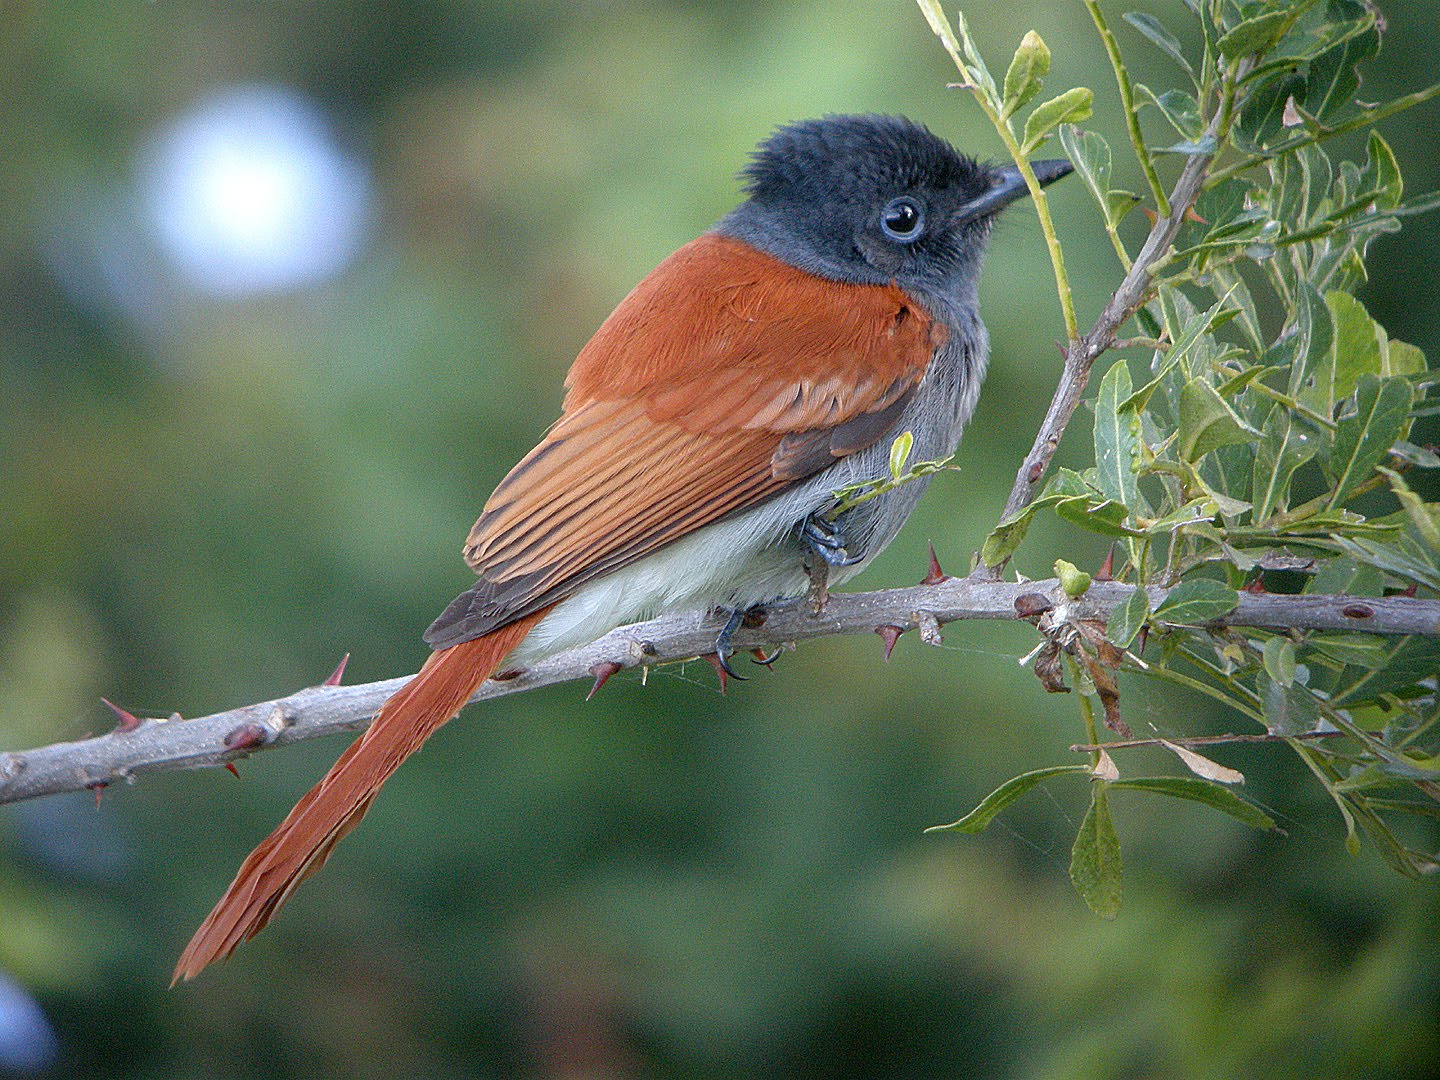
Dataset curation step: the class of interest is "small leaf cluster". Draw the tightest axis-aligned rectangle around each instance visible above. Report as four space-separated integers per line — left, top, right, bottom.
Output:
924 0 1440 909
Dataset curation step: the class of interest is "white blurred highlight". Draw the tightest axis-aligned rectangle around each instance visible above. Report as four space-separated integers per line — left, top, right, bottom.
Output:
140 85 372 297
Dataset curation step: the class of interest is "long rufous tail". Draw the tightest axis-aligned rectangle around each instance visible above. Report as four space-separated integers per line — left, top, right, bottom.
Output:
173 607 550 983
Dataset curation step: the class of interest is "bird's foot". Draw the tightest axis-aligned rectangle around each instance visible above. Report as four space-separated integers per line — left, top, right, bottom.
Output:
800 512 865 567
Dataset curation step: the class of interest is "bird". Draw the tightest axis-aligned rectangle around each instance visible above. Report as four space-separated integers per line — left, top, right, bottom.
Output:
173 114 1071 982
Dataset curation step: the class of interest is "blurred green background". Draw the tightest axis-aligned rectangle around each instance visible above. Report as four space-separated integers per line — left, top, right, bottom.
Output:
2 2 1438 1077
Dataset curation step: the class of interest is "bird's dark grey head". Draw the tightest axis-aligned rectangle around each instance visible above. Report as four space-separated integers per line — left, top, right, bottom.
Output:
718 114 1069 311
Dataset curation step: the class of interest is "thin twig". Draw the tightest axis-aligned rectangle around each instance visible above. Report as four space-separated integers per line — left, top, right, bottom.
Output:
1070 731 1344 752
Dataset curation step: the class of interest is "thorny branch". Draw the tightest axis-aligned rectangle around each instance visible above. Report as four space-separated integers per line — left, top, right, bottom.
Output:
3 578 1437 805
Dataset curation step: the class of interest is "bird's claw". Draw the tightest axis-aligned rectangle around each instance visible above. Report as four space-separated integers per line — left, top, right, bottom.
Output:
801 513 864 567
711 607 751 685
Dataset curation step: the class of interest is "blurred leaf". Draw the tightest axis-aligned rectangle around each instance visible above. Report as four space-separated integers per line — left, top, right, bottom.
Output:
1121 11 1194 77
1259 671 1322 735
1326 292 1383 400
1055 496 1138 538
1327 373 1412 506
1291 281 1336 410
1263 635 1298 686
1303 21 1379 122
1094 360 1140 508
1379 468 1440 552
1153 580 1240 624
1218 11 1293 60
1307 633 1391 669
1363 131 1403 207
1235 70 1304 148
1107 587 1149 649
1141 86 1204 139
1070 784 1122 919
1178 379 1260 461
1002 30 1050 119
1330 637 1440 706
1021 86 1094 154
1252 404 1316 523
1058 124 1112 219
1109 777 1276 829
1385 339 1427 377
926 765 1090 833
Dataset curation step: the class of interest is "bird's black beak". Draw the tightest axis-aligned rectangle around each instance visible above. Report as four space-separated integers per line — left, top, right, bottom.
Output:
954 158 1073 224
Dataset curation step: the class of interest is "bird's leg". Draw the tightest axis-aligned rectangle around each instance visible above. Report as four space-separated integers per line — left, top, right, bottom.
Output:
800 511 865 613
803 550 830 614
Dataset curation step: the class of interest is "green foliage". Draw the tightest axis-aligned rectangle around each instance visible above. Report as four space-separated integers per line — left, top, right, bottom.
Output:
925 0 1440 912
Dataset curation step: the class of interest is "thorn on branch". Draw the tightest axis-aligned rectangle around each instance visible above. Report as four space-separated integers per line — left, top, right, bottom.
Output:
1096 545 1116 583
702 653 740 694
322 654 350 687
586 661 622 701
101 698 141 733
921 542 950 586
86 780 108 808
875 625 905 661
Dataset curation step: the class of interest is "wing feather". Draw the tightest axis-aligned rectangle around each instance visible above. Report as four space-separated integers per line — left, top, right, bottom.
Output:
425 233 944 647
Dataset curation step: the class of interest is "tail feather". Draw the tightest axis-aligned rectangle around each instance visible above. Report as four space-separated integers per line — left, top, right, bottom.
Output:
173 608 549 983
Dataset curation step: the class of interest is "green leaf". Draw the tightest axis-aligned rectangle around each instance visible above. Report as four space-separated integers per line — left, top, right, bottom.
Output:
1303 22 1379 123
1055 496 1138 538
1178 379 1260 462
1002 30 1050 119
888 430 913 479
1021 86 1093 154
1327 374 1413 506
1326 292 1383 401
1251 404 1317 524
1236 70 1305 149
980 469 1091 566
1218 11 1292 60
1307 633 1391 669
926 765 1091 833
1384 339 1427 377
1330 637 1440 706
1094 360 1140 508
1142 86 1204 140
1258 671 1321 735
1058 124 1113 221
1363 131 1403 208
1291 281 1336 411
1106 587 1150 650
1380 468 1440 553
1121 11 1194 77
1070 784 1122 919
1262 635 1297 687
1108 777 1277 831
1153 580 1239 624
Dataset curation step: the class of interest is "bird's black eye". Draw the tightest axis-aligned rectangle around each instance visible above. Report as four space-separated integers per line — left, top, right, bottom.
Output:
880 197 924 241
